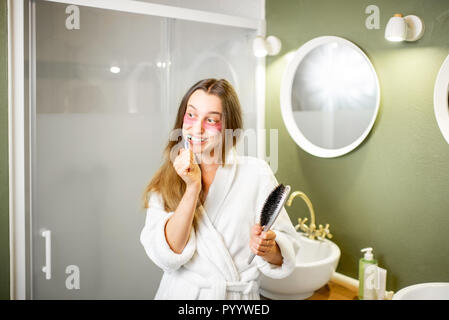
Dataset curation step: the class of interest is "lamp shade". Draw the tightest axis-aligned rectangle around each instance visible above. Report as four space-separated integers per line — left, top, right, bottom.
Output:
385 14 407 42
266 35 282 56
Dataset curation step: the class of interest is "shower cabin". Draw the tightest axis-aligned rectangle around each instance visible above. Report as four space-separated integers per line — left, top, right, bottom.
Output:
9 0 266 299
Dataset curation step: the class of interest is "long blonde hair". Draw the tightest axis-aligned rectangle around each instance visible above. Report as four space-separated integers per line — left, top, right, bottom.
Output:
141 79 243 221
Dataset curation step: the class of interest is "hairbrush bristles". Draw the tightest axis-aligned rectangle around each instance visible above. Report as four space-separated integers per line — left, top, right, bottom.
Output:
259 184 286 227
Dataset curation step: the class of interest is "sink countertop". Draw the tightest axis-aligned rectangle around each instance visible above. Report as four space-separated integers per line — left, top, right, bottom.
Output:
261 281 358 300
307 281 358 300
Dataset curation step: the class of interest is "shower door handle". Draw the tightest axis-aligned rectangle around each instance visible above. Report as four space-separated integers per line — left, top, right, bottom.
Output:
41 229 52 280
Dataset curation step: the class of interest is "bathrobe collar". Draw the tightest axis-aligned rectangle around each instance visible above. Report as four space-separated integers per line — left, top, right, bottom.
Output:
196 147 243 286
195 148 246 296
201 147 238 223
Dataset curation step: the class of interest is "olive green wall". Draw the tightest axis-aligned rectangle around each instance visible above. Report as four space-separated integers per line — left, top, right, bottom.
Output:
266 0 449 291
0 0 9 300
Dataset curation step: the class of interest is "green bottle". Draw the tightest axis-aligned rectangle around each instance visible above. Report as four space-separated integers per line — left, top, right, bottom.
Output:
358 247 378 300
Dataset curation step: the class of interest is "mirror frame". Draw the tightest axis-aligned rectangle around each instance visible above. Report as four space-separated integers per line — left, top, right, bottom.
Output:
280 36 381 158
434 54 449 146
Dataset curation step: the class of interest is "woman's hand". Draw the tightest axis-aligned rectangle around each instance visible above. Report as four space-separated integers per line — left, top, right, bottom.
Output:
173 148 201 188
250 224 283 266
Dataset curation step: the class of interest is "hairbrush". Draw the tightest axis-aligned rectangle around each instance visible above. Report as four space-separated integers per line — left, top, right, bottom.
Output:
248 184 291 264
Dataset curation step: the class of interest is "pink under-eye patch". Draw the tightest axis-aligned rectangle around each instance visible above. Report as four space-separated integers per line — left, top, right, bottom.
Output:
183 113 195 125
183 112 222 132
203 120 222 132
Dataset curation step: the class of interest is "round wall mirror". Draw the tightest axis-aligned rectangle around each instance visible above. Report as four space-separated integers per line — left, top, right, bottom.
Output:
280 36 380 158
434 54 449 145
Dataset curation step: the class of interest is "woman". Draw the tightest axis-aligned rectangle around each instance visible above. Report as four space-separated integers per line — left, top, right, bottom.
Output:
140 78 300 299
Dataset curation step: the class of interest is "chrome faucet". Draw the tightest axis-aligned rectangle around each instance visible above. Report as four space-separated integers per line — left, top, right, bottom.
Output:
286 191 333 241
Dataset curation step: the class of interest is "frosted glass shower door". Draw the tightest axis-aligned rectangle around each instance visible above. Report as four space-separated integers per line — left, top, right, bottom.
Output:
29 1 260 300
31 2 166 299
168 19 258 157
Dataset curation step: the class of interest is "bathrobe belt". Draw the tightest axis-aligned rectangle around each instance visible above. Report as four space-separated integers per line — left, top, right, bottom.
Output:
214 279 259 298
179 268 259 299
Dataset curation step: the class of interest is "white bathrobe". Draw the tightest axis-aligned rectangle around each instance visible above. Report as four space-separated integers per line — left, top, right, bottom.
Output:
140 149 301 300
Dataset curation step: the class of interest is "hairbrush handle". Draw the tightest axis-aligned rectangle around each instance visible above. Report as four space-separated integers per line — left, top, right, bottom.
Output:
247 225 269 265
248 253 256 265
247 222 278 264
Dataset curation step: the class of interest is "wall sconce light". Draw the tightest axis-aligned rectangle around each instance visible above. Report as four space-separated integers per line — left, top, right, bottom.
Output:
253 35 282 57
385 14 424 42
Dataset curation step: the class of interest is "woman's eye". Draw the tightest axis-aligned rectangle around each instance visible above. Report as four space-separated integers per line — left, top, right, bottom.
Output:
207 119 217 124
188 113 194 118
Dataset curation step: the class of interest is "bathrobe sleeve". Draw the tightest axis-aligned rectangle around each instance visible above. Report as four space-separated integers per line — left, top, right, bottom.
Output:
254 160 301 279
140 192 196 272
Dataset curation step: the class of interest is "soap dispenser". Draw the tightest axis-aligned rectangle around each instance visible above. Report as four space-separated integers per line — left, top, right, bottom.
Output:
358 247 378 300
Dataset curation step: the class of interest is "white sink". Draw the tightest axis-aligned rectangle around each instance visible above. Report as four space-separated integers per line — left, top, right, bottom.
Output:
393 283 449 300
259 232 340 300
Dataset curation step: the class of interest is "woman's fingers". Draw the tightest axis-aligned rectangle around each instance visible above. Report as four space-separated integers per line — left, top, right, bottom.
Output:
250 226 277 256
258 236 276 247
261 230 276 240
255 239 276 250
251 241 275 255
252 244 272 254
174 148 192 173
190 148 194 164
251 224 263 236
173 148 202 187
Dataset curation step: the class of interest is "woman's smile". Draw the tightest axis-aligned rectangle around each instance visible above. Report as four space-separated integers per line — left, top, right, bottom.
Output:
187 134 209 145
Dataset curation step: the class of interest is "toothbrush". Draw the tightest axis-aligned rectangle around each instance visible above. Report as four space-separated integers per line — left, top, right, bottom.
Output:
183 134 191 172
184 134 190 150
183 134 200 171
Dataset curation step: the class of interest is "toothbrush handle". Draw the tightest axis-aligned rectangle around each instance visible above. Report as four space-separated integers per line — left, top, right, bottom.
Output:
183 137 191 172
183 135 200 169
